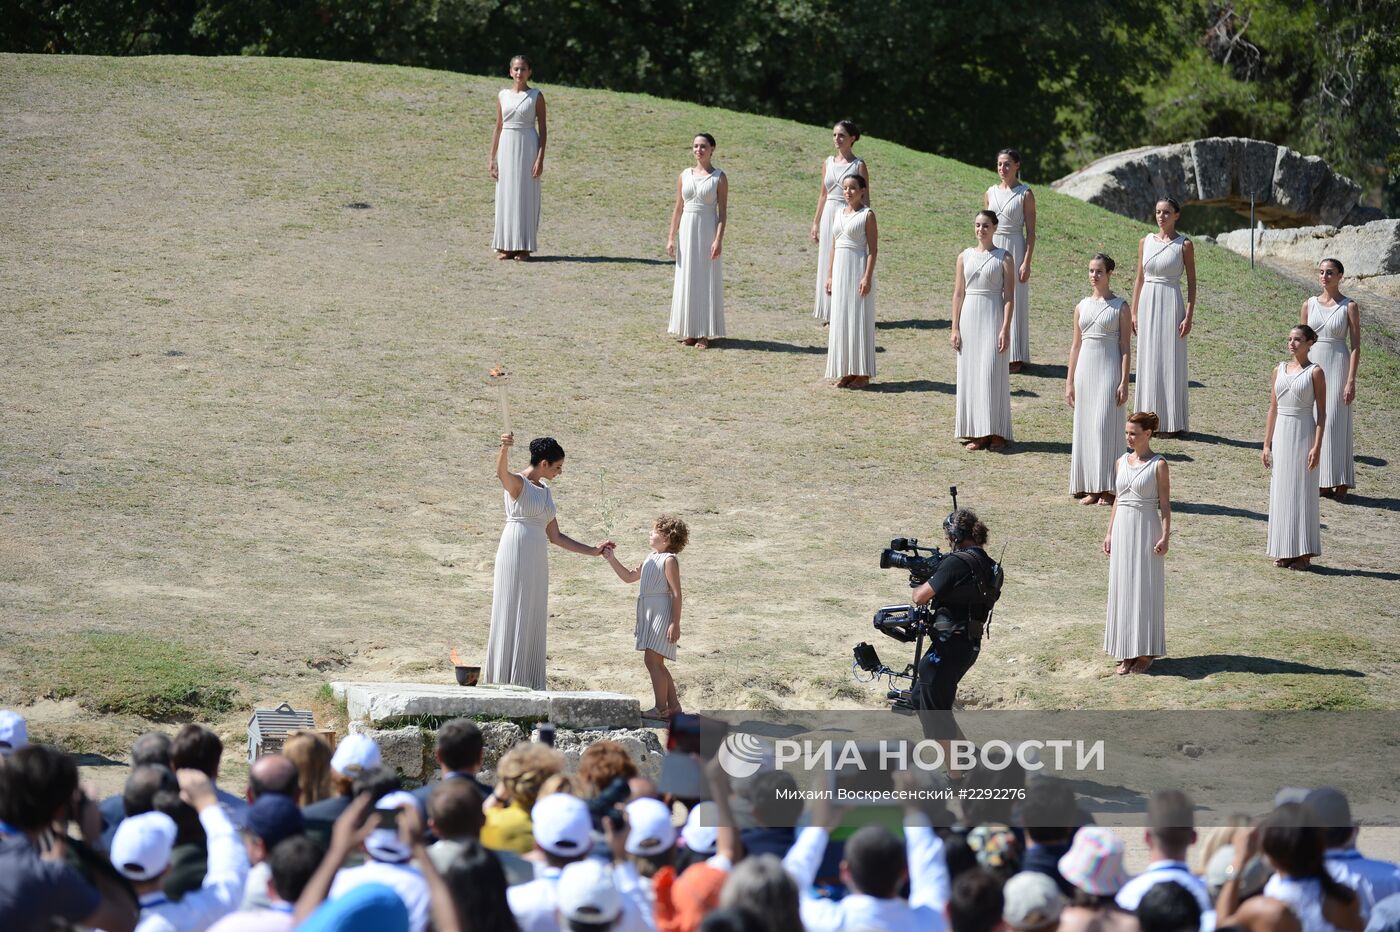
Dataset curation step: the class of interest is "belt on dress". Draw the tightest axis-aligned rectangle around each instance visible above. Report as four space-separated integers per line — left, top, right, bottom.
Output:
500 123 534 131
1081 332 1117 340
1115 498 1154 510
1275 408 1312 418
1142 275 1177 284
682 205 712 214
835 242 866 251
994 231 1025 241
1314 337 1345 344
965 288 1001 296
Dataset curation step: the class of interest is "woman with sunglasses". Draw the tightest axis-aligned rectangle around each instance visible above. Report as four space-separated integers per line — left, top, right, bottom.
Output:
1302 258 1361 499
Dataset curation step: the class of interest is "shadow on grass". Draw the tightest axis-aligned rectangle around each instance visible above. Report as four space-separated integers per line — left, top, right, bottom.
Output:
1185 432 1261 450
1356 455 1387 467
1017 362 1068 379
1005 440 1072 455
714 339 826 355
1310 565 1400 582
1340 494 1400 514
1148 654 1364 679
74 753 124 767
1011 388 1039 398
866 379 955 395
529 255 671 266
1161 452 1194 462
876 318 950 331
1171 501 1267 521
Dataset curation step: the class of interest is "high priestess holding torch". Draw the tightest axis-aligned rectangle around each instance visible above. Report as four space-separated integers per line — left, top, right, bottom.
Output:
483 433 614 690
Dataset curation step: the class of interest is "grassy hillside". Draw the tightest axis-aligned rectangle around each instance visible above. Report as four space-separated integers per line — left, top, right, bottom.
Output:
1 55 1397 751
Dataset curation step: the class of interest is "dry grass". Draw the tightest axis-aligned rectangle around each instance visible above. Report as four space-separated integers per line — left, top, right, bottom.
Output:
1 54 1397 751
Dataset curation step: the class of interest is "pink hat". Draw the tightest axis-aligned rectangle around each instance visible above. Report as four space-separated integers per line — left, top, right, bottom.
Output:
1057 827 1129 896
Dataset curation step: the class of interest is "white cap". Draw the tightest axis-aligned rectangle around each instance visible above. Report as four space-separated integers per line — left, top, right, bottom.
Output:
110 811 178 881
363 791 419 863
330 733 381 776
681 801 718 855
624 797 677 856
0 710 27 753
557 859 622 925
531 793 593 857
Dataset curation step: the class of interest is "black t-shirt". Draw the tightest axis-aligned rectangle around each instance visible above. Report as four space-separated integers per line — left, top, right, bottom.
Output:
927 546 995 613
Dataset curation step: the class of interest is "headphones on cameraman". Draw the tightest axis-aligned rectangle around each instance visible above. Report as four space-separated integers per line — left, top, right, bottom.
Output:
943 511 964 545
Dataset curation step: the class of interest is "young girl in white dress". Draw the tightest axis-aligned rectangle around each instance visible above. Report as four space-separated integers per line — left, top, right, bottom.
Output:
488 55 547 260
604 515 688 719
984 148 1036 371
1067 254 1130 504
1103 411 1171 675
811 120 869 323
1264 325 1327 570
667 133 727 348
1302 257 1361 500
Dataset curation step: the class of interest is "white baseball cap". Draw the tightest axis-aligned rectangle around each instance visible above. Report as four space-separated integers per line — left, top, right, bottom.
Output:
557 859 622 925
330 733 381 776
111 811 179 881
364 791 419 863
681 801 718 855
531 793 593 857
624 797 676 856
0 710 27 753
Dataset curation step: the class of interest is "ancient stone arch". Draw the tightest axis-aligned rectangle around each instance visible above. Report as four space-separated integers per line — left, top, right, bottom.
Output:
1051 137 1378 228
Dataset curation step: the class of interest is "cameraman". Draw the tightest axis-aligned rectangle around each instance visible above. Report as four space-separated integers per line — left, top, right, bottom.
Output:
910 509 996 749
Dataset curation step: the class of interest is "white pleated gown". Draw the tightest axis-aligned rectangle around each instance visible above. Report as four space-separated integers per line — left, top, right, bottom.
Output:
1105 454 1166 660
1307 297 1356 489
669 168 725 339
814 156 865 321
825 207 876 379
1135 234 1190 432
988 184 1031 364
1267 363 1323 560
633 551 677 660
1070 297 1128 495
492 88 542 252
483 479 554 689
955 248 1014 440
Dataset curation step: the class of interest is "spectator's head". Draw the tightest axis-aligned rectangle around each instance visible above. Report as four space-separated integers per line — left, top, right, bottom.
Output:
245 792 305 864
1304 787 1356 849
577 741 638 797
268 834 324 904
428 779 485 842
364 791 422 864
945 833 981 883
1137 881 1202 932
749 771 802 828
629 776 660 800
283 731 334 805
949 868 1008 932
1260 802 1354 906
444 840 519 932
719 854 802 932
111 811 178 888
0 743 77 831
248 753 300 803
1147 790 1196 859
1022 778 1077 845
1204 844 1270 899
1003 871 1067 932
700 907 769 932
130 731 172 768
123 764 178 817
1058 827 1129 902
497 741 565 812
170 724 223 779
328 733 382 797
436 719 485 774
152 788 205 848
968 824 1022 881
625 796 677 876
0 710 28 755
540 773 585 798
558 858 623 931
682 801 719 856
299 883 409 932
841 825 908 899
351 765 401 803
531 791 593 865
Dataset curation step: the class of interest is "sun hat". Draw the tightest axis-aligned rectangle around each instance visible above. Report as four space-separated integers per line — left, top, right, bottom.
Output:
557 859 623 925
681 801 719 855
111 811 179 881
0 710 28 753
624 797 677 856
531 792 593 857
330 734 381 776
363 791 419 863
1057 826 1129 896
1003 871 1068 930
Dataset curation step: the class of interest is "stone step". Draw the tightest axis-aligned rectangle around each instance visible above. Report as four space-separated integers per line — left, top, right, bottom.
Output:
330 681 640 730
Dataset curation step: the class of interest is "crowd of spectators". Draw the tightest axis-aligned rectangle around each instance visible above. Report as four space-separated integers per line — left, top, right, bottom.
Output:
2 707 1399 932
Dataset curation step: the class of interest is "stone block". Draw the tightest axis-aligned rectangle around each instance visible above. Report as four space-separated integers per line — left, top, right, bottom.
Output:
347 723 427 780
1312 171 1363 227
1329 219 1400 277
330 682 640 730
1189 137 1236 202
552 728 667 783
1343 204 1385 227
1272 149 1332 221
1233 138 1278 202
475 721 526 787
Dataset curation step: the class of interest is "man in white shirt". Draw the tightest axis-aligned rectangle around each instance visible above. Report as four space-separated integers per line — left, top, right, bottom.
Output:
782 789 950 932
1115 791 1215 931
111 769 249 932
1308 787 1400 903
326 791 431 932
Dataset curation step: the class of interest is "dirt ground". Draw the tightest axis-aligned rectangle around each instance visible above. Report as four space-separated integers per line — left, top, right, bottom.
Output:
2 56 1398 778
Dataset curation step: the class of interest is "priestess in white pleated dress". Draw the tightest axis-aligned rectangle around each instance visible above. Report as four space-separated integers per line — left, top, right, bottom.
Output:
986 157 1035 366
1131 202 1196 434
1265 335 1327 565
953 216 1015 446
1068 292 1130 499
484 477 554 690
825 191 877 383
1305 289 1358 494
490 59 545 256
668 136 727 342
1104 445 1169 668
813 146 866 321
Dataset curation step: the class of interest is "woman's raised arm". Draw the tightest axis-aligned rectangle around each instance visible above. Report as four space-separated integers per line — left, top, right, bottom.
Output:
496 433 525 500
